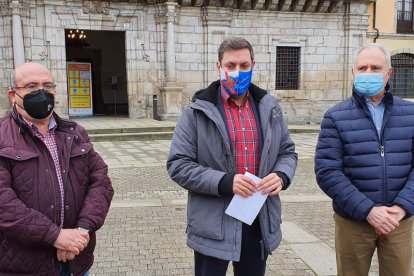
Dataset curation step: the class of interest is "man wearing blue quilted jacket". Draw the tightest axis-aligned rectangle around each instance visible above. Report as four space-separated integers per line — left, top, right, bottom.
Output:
315 44 414 276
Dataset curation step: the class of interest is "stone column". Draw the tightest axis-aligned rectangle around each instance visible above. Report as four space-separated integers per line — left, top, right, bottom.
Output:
165 2 177 85
159 2 183 121
10 0 25 67
342 1 369 100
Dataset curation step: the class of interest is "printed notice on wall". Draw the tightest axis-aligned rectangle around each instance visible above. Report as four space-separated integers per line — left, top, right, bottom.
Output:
67 62 93 116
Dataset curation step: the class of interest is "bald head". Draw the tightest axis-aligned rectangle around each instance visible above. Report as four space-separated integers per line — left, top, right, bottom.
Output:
11 62 53 87
8 62 57 122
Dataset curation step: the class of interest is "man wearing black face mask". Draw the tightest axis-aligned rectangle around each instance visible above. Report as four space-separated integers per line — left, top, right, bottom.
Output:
0 62 114 275
13 87 55 120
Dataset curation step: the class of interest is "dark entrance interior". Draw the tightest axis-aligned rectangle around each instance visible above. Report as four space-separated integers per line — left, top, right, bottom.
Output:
65 30 128 116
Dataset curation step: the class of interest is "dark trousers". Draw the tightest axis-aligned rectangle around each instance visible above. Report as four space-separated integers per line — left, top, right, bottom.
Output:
194 219 267 276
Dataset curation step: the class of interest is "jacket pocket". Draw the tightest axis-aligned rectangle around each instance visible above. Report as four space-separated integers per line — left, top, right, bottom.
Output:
70 142 93 189
266 196 282 233
70 142 92 158
0 148 38 193
187 193 225 240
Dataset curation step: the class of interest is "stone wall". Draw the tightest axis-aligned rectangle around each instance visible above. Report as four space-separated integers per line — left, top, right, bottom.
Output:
0 0 370 123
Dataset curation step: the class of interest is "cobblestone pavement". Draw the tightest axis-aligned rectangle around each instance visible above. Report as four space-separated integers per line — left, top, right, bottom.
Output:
92 133 318 168
90 133 414 276
73 116 177 130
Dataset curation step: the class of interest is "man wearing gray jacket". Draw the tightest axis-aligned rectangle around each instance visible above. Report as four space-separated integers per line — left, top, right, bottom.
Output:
167 36 297 276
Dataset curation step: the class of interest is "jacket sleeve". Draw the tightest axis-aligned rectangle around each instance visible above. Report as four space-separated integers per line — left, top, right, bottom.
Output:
315 111 375 221
393 138 414 216
271 110 297 189
166 107 228 196
0 158 61 246
76 130 114 232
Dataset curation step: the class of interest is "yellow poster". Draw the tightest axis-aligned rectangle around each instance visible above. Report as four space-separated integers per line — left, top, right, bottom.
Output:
69 70 79 78
70 96 91 108
79 79 90 87
67 62 93 115
70 79 79 87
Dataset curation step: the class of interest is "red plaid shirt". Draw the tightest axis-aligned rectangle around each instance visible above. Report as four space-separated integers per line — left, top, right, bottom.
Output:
221 89 260 176
24 117 65 227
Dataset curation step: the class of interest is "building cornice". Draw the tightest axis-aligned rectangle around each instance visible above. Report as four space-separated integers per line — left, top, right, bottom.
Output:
107 0 350 13
367 31 414 40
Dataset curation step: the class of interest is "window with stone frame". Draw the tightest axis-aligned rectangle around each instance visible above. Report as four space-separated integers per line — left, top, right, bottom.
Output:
397 0 414 34
275 46 301 90
390 53 414 98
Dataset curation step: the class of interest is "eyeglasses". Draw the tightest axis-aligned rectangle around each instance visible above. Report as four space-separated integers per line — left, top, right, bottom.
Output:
13 83 57 92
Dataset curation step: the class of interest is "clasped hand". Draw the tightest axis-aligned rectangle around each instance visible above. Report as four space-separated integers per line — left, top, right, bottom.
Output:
367 205 406 235
233 173 283 197
53 228 90 262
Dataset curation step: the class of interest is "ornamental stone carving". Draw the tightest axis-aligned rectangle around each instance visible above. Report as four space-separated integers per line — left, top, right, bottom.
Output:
163 0 345 12
155 4 180 24
165 11 177 23
1 0 29 16
83 1 110 15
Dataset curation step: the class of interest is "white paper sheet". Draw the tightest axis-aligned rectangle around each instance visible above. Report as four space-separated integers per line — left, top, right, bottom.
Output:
224 172 268 225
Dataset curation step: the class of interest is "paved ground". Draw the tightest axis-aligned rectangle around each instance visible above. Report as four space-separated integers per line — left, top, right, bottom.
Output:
73 116 177 130
86 130 414 276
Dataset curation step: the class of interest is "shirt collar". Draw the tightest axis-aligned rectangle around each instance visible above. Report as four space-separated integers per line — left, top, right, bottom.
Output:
220 86 250 107
23 116 57 133
365 95 385 108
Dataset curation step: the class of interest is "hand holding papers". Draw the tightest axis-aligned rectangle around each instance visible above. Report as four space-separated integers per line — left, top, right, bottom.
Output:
225 172 268 225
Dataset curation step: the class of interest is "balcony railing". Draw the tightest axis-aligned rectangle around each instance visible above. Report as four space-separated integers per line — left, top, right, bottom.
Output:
397 20 414 34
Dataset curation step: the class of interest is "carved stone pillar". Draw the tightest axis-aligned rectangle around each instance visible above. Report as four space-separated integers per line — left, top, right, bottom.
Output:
165 2 178 84
11 0 25 67
159 2 183 120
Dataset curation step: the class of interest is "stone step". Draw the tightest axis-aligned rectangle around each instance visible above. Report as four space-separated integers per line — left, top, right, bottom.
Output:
289 127 320 134
89 131 174 142
86 126 175 135
86 125 319 142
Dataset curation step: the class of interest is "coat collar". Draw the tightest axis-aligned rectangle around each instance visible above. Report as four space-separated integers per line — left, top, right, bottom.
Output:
352 82 393 108
192 80 268 105
11 105 77 134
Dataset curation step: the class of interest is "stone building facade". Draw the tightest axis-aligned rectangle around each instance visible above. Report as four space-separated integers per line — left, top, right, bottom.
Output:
367 0 414 99
0 0 372 123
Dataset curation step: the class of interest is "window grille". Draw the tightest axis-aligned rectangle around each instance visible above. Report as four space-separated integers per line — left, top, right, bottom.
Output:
391 53 414 98
397 0 414 34
275 47 301 90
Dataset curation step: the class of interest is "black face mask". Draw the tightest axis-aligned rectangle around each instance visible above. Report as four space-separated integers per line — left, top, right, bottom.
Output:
14 89 55 119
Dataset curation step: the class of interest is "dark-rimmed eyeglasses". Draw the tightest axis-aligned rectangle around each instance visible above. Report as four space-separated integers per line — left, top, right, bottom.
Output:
13 83 57 92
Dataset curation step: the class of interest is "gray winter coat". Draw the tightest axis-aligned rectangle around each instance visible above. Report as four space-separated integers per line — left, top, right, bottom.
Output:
167 81 297 261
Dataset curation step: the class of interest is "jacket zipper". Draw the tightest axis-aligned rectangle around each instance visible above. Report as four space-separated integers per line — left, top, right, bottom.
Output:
381 144 386 205
35 136 61 226
363 101 387 206
258 108 276 256
379 106 388 206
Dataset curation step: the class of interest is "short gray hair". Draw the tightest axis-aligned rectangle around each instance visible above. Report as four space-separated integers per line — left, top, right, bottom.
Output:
353 43 391 69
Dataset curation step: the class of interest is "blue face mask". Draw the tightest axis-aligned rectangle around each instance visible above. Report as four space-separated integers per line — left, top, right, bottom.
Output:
220 68 253 97
354 73 385 97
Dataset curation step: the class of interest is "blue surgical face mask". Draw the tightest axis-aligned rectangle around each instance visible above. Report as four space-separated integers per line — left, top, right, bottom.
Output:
354 73 385 97
220 67 253 97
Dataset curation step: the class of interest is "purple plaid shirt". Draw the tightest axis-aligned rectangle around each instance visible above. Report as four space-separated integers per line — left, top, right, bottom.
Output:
24 117 65 227
221 89 260 176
